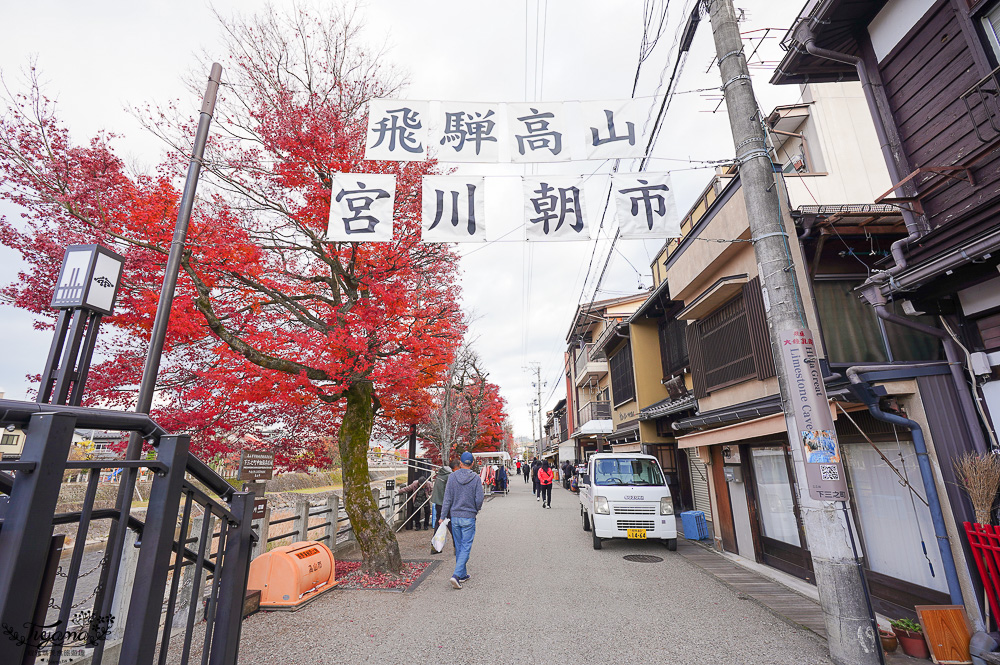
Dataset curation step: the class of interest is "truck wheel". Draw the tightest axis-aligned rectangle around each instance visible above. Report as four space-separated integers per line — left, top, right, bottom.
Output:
582 510 591 532
592 524 602 550
665 538 677 551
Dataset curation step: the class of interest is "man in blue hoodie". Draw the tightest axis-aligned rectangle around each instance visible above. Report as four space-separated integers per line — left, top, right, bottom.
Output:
441 451 485 590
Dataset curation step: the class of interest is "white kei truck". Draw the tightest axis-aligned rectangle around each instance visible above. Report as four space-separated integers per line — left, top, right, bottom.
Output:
579 453 677 550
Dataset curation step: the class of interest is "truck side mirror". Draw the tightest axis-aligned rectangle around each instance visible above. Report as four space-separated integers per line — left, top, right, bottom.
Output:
581 473 590 485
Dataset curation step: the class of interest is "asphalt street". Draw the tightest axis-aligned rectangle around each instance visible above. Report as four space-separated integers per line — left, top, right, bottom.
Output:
230 476 834 665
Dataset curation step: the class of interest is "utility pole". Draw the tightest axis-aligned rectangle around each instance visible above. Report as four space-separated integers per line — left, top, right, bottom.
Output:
707 2 881 664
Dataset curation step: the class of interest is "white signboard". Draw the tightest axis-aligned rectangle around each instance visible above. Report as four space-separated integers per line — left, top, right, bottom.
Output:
613 172 680 238
327 174 397 242
85 251 124 313
523 176 590 241
581 99 648 160
364 99 429 161
508 103 571 163
421 176 487 242
433 102 501 163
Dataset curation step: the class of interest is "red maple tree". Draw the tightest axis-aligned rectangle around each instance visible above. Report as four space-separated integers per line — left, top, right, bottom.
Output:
0 8 465 572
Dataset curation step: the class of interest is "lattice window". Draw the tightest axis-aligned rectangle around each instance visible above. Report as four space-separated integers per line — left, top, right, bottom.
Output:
609 342 636 406
699 294 756 392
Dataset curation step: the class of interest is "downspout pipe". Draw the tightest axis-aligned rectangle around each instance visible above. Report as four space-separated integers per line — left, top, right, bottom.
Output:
798 29 923 276
845 366 965 608
863 292 989 454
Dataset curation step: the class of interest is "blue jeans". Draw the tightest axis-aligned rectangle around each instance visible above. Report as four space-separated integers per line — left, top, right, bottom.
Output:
451 517 477 579
431 503 440 528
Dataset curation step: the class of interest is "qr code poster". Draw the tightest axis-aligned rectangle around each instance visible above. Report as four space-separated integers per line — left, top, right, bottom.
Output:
802 429 840 464
819 464 841 481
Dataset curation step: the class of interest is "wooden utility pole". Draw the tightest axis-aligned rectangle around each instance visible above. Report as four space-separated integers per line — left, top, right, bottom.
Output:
706 2 882 663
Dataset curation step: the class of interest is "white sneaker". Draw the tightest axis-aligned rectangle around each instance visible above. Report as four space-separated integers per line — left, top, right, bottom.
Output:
450 576 462 589
536 496 540 501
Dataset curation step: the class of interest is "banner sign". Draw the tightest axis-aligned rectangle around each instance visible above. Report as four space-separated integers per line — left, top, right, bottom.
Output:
581 99 648 160
523 176 589 241
421 176 487 242
612 173 680 238
239 451 274 482
365 98 657 163
364 99 429 162
778 329 848 502
327 174 396 242
436 102 502 162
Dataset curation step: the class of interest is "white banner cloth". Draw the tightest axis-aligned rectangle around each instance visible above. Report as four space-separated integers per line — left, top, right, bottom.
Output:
523 176 590 241
508 103 571 163
612 173 680 238
364 99 429 161
433 102 502 163
421 176 487 242
581 99 649 160
327 174 396 242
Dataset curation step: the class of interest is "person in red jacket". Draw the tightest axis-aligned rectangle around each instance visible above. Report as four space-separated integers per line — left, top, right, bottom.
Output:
537 460 554 509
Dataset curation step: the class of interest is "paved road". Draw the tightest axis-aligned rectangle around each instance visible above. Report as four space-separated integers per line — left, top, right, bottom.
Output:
231 477 833 665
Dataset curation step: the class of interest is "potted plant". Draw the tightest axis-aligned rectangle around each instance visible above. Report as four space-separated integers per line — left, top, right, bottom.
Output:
891 618 929 659
878 628 898 654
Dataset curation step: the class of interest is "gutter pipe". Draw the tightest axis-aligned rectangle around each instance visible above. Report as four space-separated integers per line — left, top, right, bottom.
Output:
862 292 989 454
798 28 923 278
845 365 965 607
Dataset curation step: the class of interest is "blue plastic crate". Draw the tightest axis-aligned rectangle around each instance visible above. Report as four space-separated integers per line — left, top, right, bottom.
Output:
680 510 710 540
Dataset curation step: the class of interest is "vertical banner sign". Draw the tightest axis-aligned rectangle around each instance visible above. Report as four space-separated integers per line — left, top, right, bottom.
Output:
612 173 681 238
365 99 429 161
508 103 570 163
421 176 487 242
434 102 501 162
778 329 848 501
581 99 648 160
523 176 589 241
327 174 397 242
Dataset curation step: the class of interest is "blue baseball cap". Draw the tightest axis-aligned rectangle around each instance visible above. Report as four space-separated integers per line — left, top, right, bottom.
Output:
460 452 474 465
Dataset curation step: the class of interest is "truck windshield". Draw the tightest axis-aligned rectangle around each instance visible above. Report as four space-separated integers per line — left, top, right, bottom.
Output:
593 458 664 486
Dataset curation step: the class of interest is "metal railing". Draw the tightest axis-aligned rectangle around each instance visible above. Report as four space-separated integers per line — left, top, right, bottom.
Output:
578 400 611 425
0 399 254 665
961 64 1000 143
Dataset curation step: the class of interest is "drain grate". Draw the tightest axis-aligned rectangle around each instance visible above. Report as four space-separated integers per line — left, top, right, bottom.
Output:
623 554 663 563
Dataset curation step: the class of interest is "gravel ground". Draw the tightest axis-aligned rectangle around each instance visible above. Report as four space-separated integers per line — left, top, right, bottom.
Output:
212 479 834 665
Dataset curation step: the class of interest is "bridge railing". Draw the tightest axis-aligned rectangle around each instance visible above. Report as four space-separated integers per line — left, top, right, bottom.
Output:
0 399 254 665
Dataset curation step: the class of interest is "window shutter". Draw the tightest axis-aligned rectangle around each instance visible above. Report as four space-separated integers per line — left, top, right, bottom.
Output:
743 277 776 381
685 322 708 399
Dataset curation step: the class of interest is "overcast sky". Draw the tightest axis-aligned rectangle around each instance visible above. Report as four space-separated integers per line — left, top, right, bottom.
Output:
0 0 805 438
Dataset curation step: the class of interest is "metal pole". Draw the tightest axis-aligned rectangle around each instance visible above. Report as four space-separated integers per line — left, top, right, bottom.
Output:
93 63 223 662
706 2 881 663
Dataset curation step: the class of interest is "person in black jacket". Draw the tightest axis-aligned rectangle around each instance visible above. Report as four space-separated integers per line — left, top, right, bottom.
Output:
530 457 541 500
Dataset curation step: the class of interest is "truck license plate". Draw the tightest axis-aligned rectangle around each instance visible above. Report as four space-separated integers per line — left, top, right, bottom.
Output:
627 528 647 539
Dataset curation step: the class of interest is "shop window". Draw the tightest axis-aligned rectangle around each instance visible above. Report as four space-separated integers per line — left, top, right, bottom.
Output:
609 342 636 407
0 433 18 447
813 279 943 363
842 441 947 593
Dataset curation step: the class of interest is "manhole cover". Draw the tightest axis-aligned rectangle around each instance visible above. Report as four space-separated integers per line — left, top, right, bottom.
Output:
623 554 663 563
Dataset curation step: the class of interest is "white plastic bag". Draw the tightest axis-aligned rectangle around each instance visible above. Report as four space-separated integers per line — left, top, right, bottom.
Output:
431 518 450 552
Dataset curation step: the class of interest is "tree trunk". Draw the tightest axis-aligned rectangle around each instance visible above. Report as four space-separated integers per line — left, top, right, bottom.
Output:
338 380 403 573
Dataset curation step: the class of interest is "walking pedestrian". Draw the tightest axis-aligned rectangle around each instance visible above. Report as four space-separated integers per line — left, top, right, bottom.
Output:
531 457 541 500
442 451 485 590
538 460 553 508
431 459 457 528
522 462 530 483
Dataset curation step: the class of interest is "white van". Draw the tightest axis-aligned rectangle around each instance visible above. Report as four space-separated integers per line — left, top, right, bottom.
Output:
579 453 677 550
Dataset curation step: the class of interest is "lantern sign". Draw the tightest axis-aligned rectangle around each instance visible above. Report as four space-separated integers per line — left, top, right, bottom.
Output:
51 245 125 315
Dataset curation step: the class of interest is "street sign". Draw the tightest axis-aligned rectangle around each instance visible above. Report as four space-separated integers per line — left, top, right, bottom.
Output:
252 497 267 520
239 451 274 481
385 479 395 491
778 329 848 502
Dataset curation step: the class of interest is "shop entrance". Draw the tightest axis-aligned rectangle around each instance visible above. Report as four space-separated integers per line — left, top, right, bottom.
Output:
744 443 813 582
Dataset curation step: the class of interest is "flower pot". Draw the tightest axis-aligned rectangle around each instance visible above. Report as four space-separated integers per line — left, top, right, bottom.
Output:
893 628 930 659
879 631 898 654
